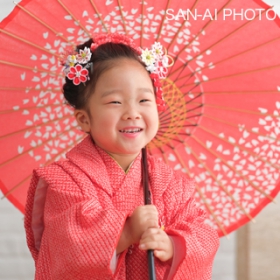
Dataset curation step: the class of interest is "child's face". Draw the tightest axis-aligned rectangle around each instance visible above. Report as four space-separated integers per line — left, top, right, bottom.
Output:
76 58 159 160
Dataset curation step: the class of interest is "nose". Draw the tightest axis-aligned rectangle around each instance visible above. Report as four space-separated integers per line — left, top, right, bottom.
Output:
121 105 142 120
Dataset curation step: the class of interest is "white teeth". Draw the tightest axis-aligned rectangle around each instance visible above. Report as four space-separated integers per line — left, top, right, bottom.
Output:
120 128 141 133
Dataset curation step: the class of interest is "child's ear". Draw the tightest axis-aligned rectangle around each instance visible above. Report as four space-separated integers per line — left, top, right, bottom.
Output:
74 109 91 133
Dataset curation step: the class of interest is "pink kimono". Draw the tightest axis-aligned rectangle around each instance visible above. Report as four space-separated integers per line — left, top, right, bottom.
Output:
25 136 219 279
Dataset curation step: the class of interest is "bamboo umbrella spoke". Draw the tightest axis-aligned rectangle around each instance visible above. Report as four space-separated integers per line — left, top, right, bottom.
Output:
192 120 280 170
168 0 234 75
165 0 199 51
163 143 229 236
0 101 66 115
179 135 256 222
169 5 269 78
0 123 81 168
190 134 275 202
14 2 72 43
58 0 91 38
0 29 60 57
203 90 280 95
88 0 109 33
2 134 84 199
0 59 62 77
185 36 280 80
203 114 280 144
171 9 273 78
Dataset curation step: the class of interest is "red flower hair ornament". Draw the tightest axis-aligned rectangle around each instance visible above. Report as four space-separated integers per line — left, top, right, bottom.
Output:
61 34 173 111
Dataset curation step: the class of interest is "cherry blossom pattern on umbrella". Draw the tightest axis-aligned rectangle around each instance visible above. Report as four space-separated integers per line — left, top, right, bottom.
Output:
0 0 280 237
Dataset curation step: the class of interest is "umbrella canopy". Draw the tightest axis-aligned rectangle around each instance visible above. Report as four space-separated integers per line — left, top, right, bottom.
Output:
0 0 280 237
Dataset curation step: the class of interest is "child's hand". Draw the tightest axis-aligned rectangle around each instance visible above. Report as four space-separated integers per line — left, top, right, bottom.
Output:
127 205 159 244
139 228 174 262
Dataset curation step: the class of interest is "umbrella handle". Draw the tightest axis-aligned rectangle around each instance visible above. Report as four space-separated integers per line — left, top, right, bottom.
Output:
142 147 157 280
148 250 157 280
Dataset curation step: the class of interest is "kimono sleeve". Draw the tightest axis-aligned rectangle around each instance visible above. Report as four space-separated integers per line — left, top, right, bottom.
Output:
163 175 220 280
26 164 129 279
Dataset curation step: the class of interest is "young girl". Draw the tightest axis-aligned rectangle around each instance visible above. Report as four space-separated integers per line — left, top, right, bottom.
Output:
25 33 219 280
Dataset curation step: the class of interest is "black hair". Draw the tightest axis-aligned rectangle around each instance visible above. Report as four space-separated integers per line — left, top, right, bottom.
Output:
63 39 146 109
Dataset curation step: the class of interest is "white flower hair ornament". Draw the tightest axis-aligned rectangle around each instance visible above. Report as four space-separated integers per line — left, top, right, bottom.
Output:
61 47 92 86
140 42 174 111
141 42 171 79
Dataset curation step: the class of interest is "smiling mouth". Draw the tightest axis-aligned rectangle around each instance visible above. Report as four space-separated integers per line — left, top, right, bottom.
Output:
119 128 143 133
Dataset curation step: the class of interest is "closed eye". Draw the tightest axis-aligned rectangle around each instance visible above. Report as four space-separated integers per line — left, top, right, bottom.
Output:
140 99 150 103
109 101 121 104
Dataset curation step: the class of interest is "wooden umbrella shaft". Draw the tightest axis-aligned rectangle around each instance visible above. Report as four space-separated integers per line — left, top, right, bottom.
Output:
142 147 157 280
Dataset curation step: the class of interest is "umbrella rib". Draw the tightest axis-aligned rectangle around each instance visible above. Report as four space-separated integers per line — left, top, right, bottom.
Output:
0 114 71 141
0 29 60 58
13 2 72 43
172 148 228 236
159 101 203 125
156 81 203 122
168 0 233 75
160 148 169 166
162 84 203 104
192 102 280 118
155 0 172 42
191 133 275 201
117 0 128 35
0 125 80 168
0 87 61 92
159 89 202 124
179 136 256 221
195 181 228 237
0 102 65 115
159 112 202 128
153 134 183 145
161 82 201 108
140 0 144 48
1 135 84 199
173 148 192 177
57 0 91 38
163 99 280 122
165 0 199 50
158 125 196 132
159 114 201 129
203 113 280 144
155 117 280 172
203 90 280 95
195 121 280 170
159 100 200 122
1 175 31 200
149 133 177 151
159 112 201 128
146 146 170 165
0 59 63 77
180 36 280 80
155 132 187 144
163 100 279 129
176 63 280 88
88 0 109 33
170 6 268 77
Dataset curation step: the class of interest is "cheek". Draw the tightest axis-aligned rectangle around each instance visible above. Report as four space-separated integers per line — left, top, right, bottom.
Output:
153 116 160 133
148 110 159 131
91 112 116 130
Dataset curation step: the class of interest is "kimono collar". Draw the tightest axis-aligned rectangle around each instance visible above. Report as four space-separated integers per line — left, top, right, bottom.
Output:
65 135 142 195
65 135 174 200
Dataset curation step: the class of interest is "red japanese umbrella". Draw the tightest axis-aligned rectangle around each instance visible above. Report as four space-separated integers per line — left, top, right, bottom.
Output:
0 0 280 237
